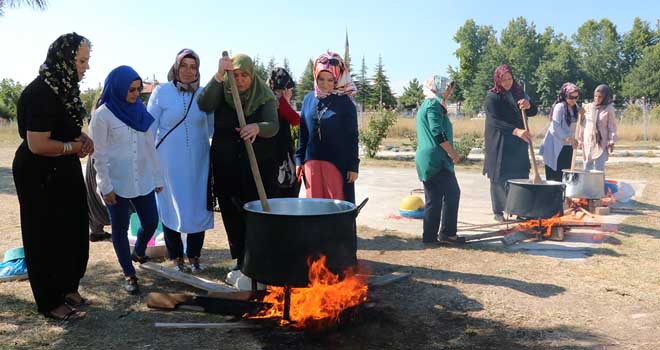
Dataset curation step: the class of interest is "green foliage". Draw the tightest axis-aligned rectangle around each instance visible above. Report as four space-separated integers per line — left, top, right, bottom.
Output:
573 19 623 97
296 59 314 106
621 18 655 74
622 43 660 101
359 108 397 158
399 78 424 109
80 84 102 119
353 56 372 109
367 54 397 109
252 56 269 82
0 78 24 120
500 17 542 101
0 103 12 120
534 31 580 106
0 0 47 16
290 124 299 150
453 132 482 163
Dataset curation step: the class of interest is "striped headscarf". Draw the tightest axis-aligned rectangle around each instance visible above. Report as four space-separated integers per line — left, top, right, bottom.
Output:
313 51 357 99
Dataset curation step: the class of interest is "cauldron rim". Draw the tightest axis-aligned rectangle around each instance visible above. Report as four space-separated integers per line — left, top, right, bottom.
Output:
507 179 564 186
243 198 357 217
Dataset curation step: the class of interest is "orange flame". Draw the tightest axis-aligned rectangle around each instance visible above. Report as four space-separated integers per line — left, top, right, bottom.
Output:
254 255 369 329
515 213 564 237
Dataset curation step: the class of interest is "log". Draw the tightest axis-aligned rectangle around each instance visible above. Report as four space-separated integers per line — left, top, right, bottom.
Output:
154 322 261 329
461 231 507 242
595 207 610 215
501 231 532 246
139 262 235 293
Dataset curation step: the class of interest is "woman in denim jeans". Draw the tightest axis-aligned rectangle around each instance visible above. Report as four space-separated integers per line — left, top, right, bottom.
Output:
90 65 164 295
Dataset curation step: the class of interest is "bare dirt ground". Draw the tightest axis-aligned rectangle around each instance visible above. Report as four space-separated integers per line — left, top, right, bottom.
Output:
1 135 659 349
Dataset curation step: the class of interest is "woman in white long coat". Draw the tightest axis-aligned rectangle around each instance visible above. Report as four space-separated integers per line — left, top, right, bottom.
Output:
147 49 214 273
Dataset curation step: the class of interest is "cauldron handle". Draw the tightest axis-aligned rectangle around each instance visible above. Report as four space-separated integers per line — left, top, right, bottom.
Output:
354 198 369 217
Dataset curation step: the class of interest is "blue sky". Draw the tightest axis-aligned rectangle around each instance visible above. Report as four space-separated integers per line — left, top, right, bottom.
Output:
0 0 657 94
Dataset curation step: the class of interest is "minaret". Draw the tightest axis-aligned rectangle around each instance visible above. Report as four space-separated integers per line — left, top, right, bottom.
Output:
344 29 351 72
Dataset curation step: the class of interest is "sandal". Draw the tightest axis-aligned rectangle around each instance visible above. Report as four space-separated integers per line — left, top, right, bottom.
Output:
64 293 90 308
44 305 86 322
438 235 466 245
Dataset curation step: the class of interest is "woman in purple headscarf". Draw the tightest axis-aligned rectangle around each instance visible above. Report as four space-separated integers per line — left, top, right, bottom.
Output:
482 64 538 222
539 82 584 181
578 84 617 172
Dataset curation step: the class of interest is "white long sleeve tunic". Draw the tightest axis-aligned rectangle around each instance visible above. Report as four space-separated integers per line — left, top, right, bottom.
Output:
147 82 214 233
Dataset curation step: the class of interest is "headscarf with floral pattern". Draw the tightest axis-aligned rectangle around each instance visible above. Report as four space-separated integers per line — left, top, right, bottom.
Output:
313 51 357 99
38 32 90 128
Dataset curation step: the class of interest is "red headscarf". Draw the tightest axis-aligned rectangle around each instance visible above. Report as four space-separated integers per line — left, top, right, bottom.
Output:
489 64 526 101
313 51 357 99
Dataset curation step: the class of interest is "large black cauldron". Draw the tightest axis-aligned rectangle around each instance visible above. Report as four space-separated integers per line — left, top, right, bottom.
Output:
505 179 565 219
242 198 368 288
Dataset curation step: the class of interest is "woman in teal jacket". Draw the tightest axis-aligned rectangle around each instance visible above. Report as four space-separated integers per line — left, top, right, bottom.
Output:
415 76 463 244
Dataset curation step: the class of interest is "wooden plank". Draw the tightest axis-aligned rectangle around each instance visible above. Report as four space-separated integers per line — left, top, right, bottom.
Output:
461 231 507 242
0 274 28 283
368 271 411 287
154 322 261 329
139 262 235 293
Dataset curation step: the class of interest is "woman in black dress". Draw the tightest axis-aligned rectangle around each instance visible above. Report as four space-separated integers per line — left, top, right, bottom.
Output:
12 33 94 321
482 64 537 222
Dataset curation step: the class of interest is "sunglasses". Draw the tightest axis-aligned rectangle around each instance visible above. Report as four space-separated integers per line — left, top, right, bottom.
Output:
567 95 579 100
318 56 341 67
128 86 143 93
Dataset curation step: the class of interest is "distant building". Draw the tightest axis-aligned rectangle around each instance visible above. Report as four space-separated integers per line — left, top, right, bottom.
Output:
140 77 159 104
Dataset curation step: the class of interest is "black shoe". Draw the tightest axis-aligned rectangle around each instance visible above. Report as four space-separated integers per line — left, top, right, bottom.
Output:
89 232 111 242
131 252 150 264
438 235 466 245
124 276 140 295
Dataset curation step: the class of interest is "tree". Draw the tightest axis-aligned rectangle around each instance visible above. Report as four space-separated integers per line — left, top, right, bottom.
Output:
621 18 655 75
0 0 47 16
500 17 542 101
80 84 102 119
252 56 269 81
266 56 277 76
622 43 660 101
282 58 292 77
296 59 314 103
0 78 24 120
463 36 504 112
573 19 623 99
451 20 496 102
534 30 580 106
368 54 397 109
353 56 372 109
399 78 424 109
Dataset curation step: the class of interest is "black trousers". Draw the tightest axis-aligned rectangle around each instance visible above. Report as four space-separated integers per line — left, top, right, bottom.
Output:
422 170 461 242
212 143 277 261
162 225 205 260
545 145 573 182
13 144 89 313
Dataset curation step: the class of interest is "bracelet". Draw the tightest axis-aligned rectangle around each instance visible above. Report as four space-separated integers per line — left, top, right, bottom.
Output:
62 142 72 154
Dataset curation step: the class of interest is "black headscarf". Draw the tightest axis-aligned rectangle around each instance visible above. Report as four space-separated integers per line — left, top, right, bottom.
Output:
38 32 90 128
268 67 295 90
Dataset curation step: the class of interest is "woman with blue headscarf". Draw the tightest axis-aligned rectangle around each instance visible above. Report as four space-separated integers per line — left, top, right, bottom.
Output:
90 66 164 295
415 76 463 245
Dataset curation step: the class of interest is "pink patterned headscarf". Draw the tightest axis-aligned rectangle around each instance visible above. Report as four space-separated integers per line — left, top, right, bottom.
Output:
551 82 580 125
489 64 526 101
313 51 357 98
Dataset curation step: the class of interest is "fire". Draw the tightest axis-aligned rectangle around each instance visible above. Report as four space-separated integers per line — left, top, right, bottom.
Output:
254 255 369 329
515 213 564 238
